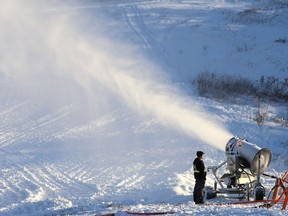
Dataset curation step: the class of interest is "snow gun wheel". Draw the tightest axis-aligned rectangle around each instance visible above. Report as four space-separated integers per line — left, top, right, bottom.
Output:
204 186 217 199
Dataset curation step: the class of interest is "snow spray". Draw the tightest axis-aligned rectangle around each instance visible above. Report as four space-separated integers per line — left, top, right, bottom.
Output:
0 1 232 150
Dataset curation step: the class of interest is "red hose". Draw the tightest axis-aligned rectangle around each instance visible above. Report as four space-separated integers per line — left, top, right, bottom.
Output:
125 210 175 215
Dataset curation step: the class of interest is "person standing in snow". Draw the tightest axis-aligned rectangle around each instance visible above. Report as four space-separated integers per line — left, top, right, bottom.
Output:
193 151 206 204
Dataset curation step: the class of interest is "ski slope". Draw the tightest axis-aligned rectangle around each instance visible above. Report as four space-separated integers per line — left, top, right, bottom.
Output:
0 0 288 215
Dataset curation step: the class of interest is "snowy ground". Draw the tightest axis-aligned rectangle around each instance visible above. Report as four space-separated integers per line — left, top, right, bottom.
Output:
0 0 288 215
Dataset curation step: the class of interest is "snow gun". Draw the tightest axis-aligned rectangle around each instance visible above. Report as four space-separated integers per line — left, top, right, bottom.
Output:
207 137 272 201
207 137 288 210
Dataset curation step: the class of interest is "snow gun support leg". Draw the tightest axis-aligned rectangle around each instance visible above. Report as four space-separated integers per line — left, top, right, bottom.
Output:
270 171 288 210
207 160 227 189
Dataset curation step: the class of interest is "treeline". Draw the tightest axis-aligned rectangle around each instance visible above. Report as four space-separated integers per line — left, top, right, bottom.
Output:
192 72 288 102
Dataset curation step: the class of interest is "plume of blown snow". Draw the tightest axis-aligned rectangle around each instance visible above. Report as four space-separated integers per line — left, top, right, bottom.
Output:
0 0 232 150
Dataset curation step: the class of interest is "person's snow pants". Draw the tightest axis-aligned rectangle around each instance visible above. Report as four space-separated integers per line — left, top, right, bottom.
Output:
193 178 205 204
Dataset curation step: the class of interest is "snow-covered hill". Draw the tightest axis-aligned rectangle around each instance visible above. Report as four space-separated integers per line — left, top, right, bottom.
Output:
0 0 287 215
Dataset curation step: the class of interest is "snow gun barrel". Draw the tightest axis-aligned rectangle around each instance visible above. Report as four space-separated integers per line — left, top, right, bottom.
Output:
225 137 272 175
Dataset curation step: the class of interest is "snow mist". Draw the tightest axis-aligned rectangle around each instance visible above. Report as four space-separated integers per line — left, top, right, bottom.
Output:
0 1 232 151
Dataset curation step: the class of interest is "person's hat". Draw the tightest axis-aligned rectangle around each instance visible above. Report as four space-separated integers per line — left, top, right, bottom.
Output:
197 151 204 158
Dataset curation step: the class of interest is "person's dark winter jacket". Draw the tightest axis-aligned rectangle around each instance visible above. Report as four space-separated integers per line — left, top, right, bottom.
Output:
193 157 206 180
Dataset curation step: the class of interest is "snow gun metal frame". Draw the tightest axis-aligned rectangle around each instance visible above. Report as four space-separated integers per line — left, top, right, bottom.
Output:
202 171 288 211
207 137 272 201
